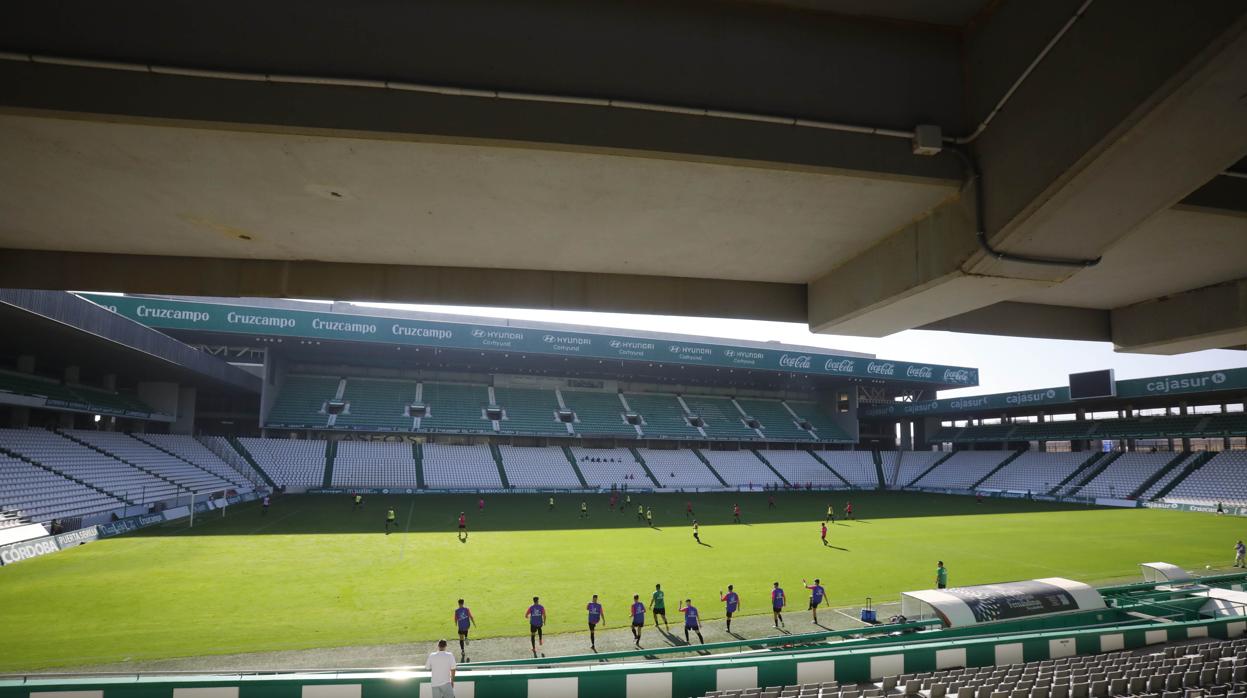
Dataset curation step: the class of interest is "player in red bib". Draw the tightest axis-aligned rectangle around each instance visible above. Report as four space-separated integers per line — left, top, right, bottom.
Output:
732 503 741 523
845 500 853 520
478 497 485 512
820 521 828 546
458 512 468 542
686 500 694 519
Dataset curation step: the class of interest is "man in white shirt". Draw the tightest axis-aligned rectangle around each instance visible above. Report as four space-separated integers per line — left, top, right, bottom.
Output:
427 639 457 697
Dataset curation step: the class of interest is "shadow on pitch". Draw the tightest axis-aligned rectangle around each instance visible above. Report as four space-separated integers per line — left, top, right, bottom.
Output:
129 491 1097 536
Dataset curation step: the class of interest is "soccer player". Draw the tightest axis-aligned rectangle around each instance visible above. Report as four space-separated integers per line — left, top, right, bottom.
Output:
524 596 546 657
652 583 670 630
768 494 776 509
637 503 645 521
936 560 949 589
609 493 617 511
686 500 694 519
353 493 363 510
478 497 485 513
1234 541 1244 568
458 511 468 542
630 594 646 647
820 521 828 546
720 585 740 632
679 599 705 644
624 493 632 512
548 496 555 511
845 501 853 520
454 599 476 661
771 581 786 628
580 500 589 519
587 594 605 650
825 503 834 522
261 495 270 515
385 507 396 534
732 503 741 523
803 578 825 623
645 507 653 527
692 519 701 544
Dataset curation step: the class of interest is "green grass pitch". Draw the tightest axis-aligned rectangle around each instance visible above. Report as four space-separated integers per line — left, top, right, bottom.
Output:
0 491 1239 671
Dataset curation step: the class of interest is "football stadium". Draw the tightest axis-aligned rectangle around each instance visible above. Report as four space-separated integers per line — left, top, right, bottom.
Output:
3 2 1247 697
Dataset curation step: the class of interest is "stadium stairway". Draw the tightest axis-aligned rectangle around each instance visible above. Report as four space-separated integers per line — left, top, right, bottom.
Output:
225 436 276 488
692 449 730 486
560 446 590 488
970 448 1027 489
628 447 662 487
55 429 183 495
806 451 852 487
906 451 955 487
0 443 134 505
488 444 511 488
131 433 245 488
1130 450 1193 499
871 450 886 489
1050 451 1109 496
412 443 426 489
1153 450 1216 500
750 449 791 486
322 441 336 488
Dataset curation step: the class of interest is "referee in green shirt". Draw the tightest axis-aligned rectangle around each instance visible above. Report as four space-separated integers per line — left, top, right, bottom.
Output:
936 561 948 589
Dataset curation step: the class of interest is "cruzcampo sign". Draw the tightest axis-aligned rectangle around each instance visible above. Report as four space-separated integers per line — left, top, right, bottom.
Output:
79 294 979 388
861 367 1247 418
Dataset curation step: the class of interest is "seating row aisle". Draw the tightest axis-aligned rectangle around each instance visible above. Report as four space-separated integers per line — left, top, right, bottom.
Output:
237 437 327 488
702 450 783 487
913 451 1009 489
0 428 180 503
136 434 251 488
822 451 879 488
980 451 1088 493
763 451 843 486
68 430 234 494
1163 450 1247 507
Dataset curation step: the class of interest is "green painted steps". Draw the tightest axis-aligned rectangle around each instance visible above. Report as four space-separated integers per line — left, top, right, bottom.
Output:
1154 451 1215 500
488 444 511 488
560 446 590 488
907 451 956 488
227 437 276 488
806 450 852 486
871 450 886 489
1049 451 1106 496
628 447 661 487
691 449 729 487
0 445 134 505
322 441 337 488
1129 450 1191 500
970 448 1027 489
130 433 243 488
1064 451 1120 496
750 449 790 486
412 443 426 490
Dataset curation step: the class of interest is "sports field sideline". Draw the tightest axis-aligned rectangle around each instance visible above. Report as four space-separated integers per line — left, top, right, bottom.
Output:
0 491 1240 672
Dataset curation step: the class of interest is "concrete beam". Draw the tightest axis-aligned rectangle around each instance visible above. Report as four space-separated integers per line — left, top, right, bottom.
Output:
0 249 807 323
1112 278 1247 354
1177 174 1247 216
920 302 1111 342
808 4 1247 337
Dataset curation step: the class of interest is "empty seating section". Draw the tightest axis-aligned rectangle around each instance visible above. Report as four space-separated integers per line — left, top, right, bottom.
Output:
893 451 946 488
626 393 702 439
136 434 251 487
266 375 338 428
493 387 565 436
570 448 651 488
1202 412 1247 436
421 444 502 489
335 378 417 431
237 438 327 488
735 399 814 441
1139 454 1201 501
420 382 490 433
0 451 124 522
683 396 759 440
68 430 233 493
1075 452 1176 499
820 451 879 487
561 391 637 437
938 413 1247 444
762 450 842 486
914 450 1008 489
700 639 1247 698
642 449 722 487
1009 420 1094 442
0 372 157 415
331 442 419 488
981 451 1088 492
701 450 781 487
1163 450 1247 506
0 428 178 502
787 401 852 442
498 446 582 488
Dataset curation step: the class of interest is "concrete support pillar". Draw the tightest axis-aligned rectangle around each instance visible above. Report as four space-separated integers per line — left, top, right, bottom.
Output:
899 421 913 451
174 386 197 435
1182 437 1192 452
137 381 181 421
